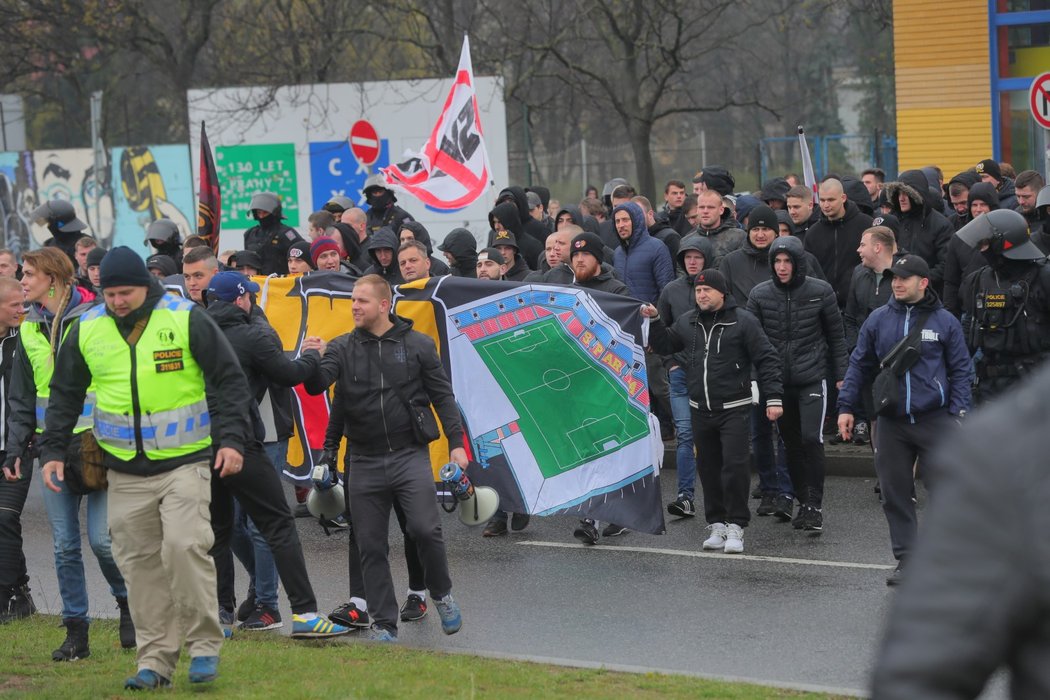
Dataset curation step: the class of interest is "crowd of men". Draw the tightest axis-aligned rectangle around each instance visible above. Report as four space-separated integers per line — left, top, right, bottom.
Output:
0 158 1049 691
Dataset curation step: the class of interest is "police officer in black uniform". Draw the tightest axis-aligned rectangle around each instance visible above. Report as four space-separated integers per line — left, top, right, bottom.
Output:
31 200 88 268
144 219 184 271
362 174 413 237
242 193 304 276
958 209 1050 402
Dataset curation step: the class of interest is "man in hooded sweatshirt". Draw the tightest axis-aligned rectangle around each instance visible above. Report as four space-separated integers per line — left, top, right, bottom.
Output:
488 201 542 270
747 236 849 533
362 175 414 237
363 227 404 285
489 186 549 252
943 182 1000 316
883 171 954 292
242 192 304 276
398 222 450 277
658 234 714 518
803 178 873 309
437 229 478 278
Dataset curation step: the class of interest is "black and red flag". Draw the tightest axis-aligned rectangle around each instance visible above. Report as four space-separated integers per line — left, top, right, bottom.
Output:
197 122 221 254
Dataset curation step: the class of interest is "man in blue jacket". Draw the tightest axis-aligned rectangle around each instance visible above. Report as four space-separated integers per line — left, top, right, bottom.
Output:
837 255 972 586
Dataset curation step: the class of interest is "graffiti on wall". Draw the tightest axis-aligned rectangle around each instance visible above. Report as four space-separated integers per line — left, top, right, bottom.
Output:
0 145 195 257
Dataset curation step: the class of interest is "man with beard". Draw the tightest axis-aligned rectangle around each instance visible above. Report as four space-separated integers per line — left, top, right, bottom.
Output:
1014 170 1045 227
242 193 304 276
474 248 508 281
362 175 413 237
959 210 1050 403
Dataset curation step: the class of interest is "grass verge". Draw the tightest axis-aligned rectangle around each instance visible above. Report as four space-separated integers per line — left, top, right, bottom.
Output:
0 615 849 699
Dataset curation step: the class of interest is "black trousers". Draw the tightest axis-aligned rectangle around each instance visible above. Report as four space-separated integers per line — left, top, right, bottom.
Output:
692 406 752 527
0 451 31 589
210 440 317 615
874 413 952 560
344 481 426 600
778 381 828 507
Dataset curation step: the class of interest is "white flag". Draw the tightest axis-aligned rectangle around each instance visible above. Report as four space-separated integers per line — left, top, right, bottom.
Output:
798 125 818 205
381 36 491 210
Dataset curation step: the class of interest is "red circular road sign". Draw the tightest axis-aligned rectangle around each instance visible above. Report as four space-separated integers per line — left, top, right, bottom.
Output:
349 120 380 166
1030 72 1050 130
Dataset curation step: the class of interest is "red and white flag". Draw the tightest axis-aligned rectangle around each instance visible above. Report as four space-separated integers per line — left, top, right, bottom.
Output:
797 125 818 204
381 35 492 210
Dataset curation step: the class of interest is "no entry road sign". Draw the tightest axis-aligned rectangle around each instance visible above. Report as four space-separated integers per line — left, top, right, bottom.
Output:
349 120 380 166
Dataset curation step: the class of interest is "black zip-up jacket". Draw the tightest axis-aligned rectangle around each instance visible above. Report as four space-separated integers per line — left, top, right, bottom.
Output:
304 314 464 455
843 262 896 348
39 279 252 475
0 327 20 454
747 236 849 387
803 198 873 308
7 298 96 463
648 296 782 411
243 215 304 276
719 235 826 308
206 301 320 442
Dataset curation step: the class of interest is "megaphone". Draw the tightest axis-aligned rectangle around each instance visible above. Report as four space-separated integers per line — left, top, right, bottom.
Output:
439 462 500 526
306 461 346 522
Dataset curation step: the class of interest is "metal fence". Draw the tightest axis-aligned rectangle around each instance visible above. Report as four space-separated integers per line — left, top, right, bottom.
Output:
759 133 897 185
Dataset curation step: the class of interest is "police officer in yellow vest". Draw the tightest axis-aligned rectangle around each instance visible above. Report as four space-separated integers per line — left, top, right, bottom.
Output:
39 247 253 691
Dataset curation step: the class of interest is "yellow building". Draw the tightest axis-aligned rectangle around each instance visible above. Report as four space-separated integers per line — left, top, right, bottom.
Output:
894 0 1050 178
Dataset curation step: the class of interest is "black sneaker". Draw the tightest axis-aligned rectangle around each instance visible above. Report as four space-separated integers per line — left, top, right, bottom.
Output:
827 431 846 445
236 588 256 623
116 596 136 649
792 504 809 530
329 601 370 628
852 420 870 445
886 559 905 587
804 507 824 532
399 594 427 622
483 517 508 537
667 495 696 518
601 523 628 538
756 493 776 516
510 512 531 531
573 519 599 545
773 494 794 522
238 604 283 631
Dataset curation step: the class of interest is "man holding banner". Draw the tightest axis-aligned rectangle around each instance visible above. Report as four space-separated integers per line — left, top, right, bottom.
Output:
304 274 466 642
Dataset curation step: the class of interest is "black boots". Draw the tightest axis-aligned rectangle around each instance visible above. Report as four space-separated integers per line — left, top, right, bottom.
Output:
116 596 136 649
52 618 90 661
0 584 36 623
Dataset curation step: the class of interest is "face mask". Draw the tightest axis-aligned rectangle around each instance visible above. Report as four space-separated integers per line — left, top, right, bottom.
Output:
367 191 393 209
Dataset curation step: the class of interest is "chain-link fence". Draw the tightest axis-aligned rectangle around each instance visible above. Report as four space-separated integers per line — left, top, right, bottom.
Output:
759 133 898 184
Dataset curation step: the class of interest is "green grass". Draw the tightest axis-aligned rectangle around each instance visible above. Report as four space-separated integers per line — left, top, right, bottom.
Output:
0 615 849 699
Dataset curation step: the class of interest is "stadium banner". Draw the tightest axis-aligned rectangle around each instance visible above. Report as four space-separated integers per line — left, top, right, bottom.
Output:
256 272 666 535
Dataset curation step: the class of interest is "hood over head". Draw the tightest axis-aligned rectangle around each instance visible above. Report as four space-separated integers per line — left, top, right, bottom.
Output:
767 235 808 288
775 209 796 236
437 228 478 260
496 186 531 224
676 233 715 276
367 227 400 268
611 201 648 245
967 182 1000 211
886 169 935 216
400 220 434 254
842 176 874 216
489 201 524 239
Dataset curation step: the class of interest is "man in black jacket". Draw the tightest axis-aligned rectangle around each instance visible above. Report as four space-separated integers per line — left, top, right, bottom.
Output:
943 182 999 315
803 179 873 308
644 269 783 554
884 171 953 291
398 222 451 277
438 229 478 278
748 236 849 532
242 193 304 276
363 228 404 285
488 201 542 271
304 274 465 641
203 271 349 638
363 174 414 237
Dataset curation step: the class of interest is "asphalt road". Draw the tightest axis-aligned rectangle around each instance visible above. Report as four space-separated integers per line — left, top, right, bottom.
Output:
17 470 1007 698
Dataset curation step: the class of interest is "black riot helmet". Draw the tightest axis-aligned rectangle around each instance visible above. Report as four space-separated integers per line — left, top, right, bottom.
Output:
30 199 87 234
248 192 283 220
323 194 355 215
144 218 181 247
956 209 1046 261
1037 185 1050 221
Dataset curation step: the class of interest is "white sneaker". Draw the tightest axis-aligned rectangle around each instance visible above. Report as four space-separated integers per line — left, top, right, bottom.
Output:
702 522 728 550
723 524 744 554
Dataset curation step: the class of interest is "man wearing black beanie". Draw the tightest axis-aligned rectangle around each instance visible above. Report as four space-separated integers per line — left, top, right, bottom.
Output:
39 245 259 689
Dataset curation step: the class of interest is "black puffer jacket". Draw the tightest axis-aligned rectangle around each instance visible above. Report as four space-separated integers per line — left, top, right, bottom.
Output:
304 314 464 455
399 221 451 277
843 262 896 349
803 198 872 308
648 296 783 411
746 236 849 387
886 170 954 288
206 301 320 442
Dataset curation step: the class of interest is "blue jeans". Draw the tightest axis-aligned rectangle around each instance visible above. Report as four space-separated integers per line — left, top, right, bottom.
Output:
41 476 127 621
751 405 792 497
668 368 697 499
230 441 287 609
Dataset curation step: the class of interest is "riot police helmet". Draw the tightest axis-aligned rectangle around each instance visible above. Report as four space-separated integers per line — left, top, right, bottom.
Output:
30 199 87 233
324 195 355 214
248 192 281 216
956 209 1045 261
144 218 181 246
1037 185 1050 221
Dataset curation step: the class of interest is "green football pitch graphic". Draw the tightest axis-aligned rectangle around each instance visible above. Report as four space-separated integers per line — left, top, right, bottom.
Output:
473 316 649 477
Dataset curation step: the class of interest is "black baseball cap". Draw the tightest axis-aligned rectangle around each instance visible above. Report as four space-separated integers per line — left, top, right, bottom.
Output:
888 255 930 279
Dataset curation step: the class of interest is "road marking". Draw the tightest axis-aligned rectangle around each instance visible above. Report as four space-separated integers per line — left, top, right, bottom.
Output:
518 541 894 570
